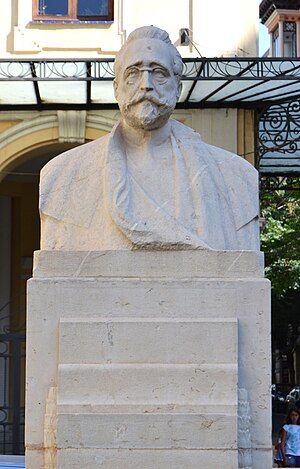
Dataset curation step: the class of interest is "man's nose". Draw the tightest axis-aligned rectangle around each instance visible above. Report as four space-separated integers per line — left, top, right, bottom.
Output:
140 70 154 91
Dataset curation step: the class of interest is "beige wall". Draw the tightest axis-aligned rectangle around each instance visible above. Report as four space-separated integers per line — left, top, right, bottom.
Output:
0 0 257 438
3 0 258 57
0 108 254 177
0 0 258 170
0 1 257 327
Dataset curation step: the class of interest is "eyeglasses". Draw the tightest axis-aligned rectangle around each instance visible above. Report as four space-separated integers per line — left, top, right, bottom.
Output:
124 66 171 85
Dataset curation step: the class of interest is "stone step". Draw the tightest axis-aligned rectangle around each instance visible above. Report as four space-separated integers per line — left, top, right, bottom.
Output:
59 317 237 365
58 363 237 406
57 403 236 414
56 411 237 449
29 277 267 319
34 250 264 279
57 448 238 469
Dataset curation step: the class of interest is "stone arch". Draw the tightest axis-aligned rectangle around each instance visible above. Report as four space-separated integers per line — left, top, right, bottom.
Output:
0 111 118 179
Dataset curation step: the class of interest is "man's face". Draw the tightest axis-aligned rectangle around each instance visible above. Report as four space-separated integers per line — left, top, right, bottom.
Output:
114 38 181 130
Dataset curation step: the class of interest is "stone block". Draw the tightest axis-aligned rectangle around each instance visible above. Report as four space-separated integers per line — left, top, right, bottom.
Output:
59 317 237 364
24 450 44 469
26 250 271 468
57 448 238 469
58 363 237 406
57 411 237 449
33 249 264 279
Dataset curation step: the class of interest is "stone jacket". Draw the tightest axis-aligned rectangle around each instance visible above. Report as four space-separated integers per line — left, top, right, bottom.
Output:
40 119 260 251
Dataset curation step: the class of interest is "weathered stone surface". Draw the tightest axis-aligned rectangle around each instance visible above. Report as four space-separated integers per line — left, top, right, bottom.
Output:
39 27 259 252
26 251 271 468
24 450 44 469
58 363 237 405
33 249 264 278
57 412 237 449
57 448 238 469
59 317 237 364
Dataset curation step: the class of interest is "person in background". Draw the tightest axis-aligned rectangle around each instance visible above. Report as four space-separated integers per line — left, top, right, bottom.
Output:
274 428 284 467
280 406 300 467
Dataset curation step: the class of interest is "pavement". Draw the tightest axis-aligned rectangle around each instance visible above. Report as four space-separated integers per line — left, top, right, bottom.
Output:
0 456 25 468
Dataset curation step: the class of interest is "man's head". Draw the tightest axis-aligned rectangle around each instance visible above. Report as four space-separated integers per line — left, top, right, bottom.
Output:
114 26 183 130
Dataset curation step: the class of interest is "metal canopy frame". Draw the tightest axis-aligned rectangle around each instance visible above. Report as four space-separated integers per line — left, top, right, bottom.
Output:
257 96 300 174
0 57 299 111
260 175 300 191
0 57 299 180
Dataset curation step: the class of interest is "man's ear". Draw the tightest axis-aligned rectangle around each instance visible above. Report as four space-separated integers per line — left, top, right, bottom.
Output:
113 79 119 100
176 81 183 101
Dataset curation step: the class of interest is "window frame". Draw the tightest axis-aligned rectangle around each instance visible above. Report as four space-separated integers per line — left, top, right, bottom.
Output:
272 27 279 57
283 21 297 57
32 0 114 22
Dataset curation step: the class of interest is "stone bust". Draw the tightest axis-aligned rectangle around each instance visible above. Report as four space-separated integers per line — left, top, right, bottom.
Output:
40 26 259 251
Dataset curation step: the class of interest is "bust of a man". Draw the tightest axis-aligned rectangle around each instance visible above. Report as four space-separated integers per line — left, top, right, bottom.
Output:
40 26 259 251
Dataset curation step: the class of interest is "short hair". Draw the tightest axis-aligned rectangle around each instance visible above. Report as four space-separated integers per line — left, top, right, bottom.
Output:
114 26 183 80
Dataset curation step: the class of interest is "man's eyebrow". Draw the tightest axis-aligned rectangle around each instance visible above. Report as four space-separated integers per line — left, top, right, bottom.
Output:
149 61 169 70
124 61 170 72
124 61 143 72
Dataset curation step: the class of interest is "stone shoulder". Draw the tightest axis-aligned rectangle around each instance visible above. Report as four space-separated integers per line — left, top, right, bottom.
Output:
40 134 109 180
171 118 257 177
205 142 257 174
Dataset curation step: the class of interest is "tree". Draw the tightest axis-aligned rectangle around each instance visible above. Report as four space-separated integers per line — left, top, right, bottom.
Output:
260 183 300 298
260 180 300 384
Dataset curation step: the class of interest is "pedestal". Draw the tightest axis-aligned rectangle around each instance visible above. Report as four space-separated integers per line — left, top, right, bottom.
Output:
26 250 271 469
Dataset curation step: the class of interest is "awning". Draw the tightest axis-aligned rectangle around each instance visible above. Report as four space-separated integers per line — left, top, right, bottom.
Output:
0 57 299 179
0 58 299 111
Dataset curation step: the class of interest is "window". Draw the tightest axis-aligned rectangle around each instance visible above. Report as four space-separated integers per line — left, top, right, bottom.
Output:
283 22 296 57
33 0 114 21
272 27 279 57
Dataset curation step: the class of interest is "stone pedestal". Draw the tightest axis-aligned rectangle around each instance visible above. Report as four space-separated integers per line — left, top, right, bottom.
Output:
26 250 271 469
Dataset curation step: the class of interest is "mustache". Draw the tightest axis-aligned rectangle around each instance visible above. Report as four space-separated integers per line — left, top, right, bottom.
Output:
125 94 169 107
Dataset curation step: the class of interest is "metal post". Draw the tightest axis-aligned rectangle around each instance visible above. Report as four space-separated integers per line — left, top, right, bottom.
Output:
12 337 21 454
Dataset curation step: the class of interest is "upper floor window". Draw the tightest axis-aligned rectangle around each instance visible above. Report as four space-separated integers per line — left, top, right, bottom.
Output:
283 22 296 57
272 22 297 57
33 0 114 21
272 27 279 57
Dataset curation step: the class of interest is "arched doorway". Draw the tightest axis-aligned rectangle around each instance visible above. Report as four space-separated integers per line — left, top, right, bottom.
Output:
0 110 114 453
0 141 84 454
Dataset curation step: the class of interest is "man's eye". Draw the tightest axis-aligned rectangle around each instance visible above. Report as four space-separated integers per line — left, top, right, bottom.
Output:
153 68 168 79
125 68 139 79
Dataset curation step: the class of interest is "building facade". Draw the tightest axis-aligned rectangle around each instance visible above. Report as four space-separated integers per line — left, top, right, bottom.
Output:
0 0 277 455
260 0 300 391
260 0 300 56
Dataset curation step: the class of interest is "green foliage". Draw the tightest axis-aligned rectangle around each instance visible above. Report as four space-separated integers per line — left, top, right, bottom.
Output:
260 184 300 298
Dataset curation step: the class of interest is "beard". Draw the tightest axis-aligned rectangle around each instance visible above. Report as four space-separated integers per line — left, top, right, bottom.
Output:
119 93 177 130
